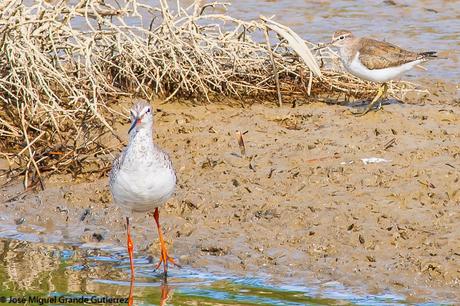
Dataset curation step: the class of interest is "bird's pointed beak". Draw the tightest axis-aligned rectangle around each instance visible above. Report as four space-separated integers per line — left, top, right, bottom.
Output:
128 116 139 134
313 41 333 51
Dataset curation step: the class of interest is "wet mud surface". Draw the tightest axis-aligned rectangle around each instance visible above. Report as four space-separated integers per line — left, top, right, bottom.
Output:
1 94 460 303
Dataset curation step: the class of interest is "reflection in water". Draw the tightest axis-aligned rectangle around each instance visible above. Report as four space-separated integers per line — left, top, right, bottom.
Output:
0 238 421 305
0 240 57 291
127 277 171 306
128 277 134 306
159 282 173 306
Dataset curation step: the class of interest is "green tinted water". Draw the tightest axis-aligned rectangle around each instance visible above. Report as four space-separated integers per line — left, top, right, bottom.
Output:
0 238 422 306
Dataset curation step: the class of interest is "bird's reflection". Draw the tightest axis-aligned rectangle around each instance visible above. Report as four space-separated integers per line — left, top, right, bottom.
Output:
128 277 172 306
159 281 172 306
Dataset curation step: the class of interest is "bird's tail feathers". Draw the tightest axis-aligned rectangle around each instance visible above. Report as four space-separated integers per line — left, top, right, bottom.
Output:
418 51 438 60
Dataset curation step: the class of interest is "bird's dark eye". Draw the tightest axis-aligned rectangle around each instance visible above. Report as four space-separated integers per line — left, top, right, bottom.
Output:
146 108 151 113
340 36 344 40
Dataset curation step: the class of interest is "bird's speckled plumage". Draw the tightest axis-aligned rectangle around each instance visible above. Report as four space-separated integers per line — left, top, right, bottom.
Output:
109 100 176 213
330 30 437 82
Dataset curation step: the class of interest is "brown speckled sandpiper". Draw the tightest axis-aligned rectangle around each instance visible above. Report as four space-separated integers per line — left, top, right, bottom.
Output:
328 30 437 115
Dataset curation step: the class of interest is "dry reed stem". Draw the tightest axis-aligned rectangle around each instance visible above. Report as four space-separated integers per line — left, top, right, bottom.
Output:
263 25 282 107
0 0 426 187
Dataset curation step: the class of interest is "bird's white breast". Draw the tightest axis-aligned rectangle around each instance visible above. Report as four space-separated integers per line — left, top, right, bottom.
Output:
111 161 176 213
345 52 422 83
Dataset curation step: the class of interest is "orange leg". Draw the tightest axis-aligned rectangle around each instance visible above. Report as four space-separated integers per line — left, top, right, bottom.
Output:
126 217 135 281
153 208 180 277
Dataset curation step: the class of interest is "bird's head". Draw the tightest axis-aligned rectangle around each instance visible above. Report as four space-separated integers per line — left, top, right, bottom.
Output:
128 100 153 134
330 30 354 48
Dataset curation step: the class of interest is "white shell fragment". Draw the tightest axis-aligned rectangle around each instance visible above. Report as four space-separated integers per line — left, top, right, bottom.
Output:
361 157 391 165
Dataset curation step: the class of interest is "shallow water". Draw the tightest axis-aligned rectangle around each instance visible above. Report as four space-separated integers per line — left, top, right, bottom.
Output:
0 238 430 306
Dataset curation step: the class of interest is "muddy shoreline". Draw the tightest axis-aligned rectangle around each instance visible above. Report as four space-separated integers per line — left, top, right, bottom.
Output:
1 94 460 303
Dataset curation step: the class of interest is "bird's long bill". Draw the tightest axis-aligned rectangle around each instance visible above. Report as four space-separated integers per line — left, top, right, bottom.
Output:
128 117 139 134
313 41 333 51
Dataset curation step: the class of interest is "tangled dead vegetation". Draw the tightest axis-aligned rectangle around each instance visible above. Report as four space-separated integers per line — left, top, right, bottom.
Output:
0 0 425 189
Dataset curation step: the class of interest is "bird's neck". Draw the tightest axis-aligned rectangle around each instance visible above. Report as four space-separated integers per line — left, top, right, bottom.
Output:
339 38 359 65
129 126 152 142
127 127 155 156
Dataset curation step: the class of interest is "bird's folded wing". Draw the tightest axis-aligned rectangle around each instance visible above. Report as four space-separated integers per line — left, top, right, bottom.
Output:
358 38 419 70
109 148 126 186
